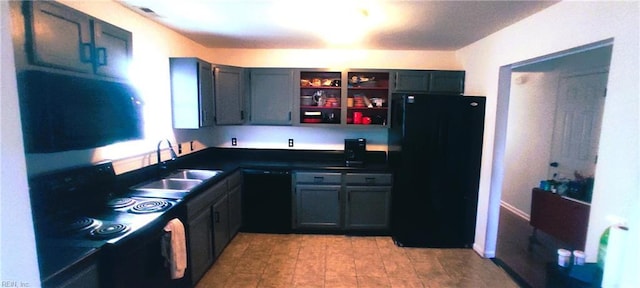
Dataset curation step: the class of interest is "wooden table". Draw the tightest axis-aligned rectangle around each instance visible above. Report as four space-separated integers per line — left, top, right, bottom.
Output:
529 188 591 250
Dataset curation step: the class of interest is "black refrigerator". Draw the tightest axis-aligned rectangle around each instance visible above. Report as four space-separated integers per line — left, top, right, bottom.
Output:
388 93 486 248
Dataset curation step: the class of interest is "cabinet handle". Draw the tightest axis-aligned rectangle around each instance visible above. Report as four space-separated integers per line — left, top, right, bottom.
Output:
365 177 376 184
240 110 244 120
96 47 107 66
80 43 92 63
289 111 292 121
313 176 324 183
214 211 220 223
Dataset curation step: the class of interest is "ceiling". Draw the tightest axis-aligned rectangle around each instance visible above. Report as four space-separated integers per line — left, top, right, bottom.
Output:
118 0 559 51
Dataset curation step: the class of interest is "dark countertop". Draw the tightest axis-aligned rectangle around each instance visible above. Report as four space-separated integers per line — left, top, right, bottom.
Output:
181 147 390 171
117 147 391 190
116 147 391 206
37 244 99 284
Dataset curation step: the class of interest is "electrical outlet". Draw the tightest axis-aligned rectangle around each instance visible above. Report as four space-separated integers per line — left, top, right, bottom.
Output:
232 138 237 146
288 139 294 147
177 143 182 154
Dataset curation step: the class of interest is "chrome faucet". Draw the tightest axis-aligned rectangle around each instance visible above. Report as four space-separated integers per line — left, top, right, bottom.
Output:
157 139 178 173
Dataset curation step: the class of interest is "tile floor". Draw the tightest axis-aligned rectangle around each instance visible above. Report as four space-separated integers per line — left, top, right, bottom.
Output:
195 233 519 288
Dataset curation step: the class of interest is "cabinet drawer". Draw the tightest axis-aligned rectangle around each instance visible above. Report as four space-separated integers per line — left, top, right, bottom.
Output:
187 180 226 216
345 173 392 185
295 172 342 184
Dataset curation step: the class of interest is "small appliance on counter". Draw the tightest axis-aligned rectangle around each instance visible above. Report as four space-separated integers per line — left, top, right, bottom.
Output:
344 138 366 167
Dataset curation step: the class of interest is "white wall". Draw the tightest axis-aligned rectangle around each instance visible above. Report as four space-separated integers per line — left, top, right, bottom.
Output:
502 71 558 216
457 1 639 286
208 48 460 70
0 1 40 285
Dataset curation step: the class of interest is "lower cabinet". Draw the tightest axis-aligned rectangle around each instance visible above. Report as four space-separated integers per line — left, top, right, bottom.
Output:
212 193 230 259
187 205 215 284
185 170 243 286
345 186 391 230
295 184 342 229
293 171 392 232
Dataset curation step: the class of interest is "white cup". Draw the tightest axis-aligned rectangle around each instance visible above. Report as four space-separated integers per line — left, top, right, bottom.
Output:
573 250 586 265
558 249 571 267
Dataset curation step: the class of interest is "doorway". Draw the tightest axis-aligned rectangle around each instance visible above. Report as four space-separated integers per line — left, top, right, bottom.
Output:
494 44 612 287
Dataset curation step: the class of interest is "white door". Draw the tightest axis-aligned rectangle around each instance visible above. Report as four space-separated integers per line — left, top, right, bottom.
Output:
549 71 608 180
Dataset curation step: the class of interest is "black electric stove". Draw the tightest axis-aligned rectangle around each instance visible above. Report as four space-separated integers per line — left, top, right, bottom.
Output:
29 161 186 287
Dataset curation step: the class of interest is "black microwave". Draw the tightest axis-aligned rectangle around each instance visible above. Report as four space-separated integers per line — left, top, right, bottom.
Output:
17 70 144 153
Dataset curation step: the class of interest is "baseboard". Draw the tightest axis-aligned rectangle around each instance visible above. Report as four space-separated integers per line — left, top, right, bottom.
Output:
500 201 530 221
473 243 495 258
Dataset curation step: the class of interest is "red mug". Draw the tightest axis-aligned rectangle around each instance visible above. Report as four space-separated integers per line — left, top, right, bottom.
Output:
362 117 372 125
353 112 363 124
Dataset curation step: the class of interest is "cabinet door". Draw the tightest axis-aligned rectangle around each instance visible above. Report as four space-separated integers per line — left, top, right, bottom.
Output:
295 184 341 229
170 58 214 128
92 19 132 79
27 1 94 73
212 194 230 259
228 184 242 237
345 186 391 230
250 69 294 125
394 71 430 92
215 66 244 125
188 207 214 284
199 61 215 127
428 71 465 94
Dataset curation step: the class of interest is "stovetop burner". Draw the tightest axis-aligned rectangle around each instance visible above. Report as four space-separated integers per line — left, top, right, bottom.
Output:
90 223 131 239
106 197 136 209
60 216 100 234
130 200 172 214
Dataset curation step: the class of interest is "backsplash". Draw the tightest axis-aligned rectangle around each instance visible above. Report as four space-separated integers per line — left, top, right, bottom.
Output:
211 125 389 151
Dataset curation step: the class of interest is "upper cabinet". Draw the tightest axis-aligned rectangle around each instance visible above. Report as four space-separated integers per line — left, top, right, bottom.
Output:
346 71 390 126
249 68 294 125
24 1 132 80
91 19 132 79
394 70 465 94
393 71 429 92
298 71 342 125
297 69 391 127
170 58 214 129
214 65 244 125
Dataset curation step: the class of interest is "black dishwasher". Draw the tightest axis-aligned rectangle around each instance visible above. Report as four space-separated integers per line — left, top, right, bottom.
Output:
241 169 292 233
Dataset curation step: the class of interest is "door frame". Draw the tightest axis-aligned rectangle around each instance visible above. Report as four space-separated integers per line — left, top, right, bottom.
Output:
479 39 613 258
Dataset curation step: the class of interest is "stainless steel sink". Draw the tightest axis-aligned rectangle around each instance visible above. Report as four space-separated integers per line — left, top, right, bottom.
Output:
133 178 202 191
128 169 224 199
166 169 223 181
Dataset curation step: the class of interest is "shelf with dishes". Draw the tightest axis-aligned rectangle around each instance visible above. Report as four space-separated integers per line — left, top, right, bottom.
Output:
297 70 390 126
346 72 389 126
299 71 342 125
